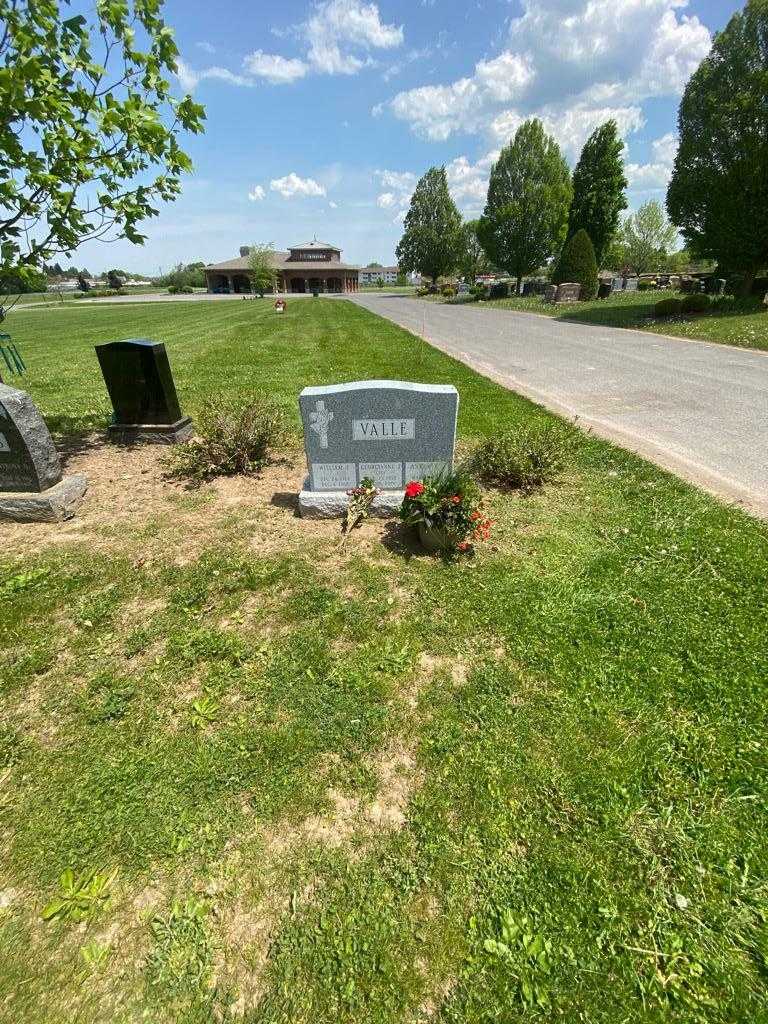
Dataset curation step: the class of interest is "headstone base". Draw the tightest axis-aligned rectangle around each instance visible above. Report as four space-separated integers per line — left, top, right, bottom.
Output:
107 417 193 445
299 483 404 519
0 474 88 523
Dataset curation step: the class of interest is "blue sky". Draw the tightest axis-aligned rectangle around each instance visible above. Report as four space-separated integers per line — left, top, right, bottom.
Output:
76 0 740 274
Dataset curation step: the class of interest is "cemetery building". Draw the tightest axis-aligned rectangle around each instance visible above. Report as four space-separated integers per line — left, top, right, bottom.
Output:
205 239 360 295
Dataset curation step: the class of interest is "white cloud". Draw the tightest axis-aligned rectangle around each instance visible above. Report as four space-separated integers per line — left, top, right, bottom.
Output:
626 132 678 191
243 50 309 84
382 0 710 147
329 200 338 208
376 192 397 209
270 173 327 199
196 41 216 55
248 185 266 201
175 58 252 91
177 0 403 90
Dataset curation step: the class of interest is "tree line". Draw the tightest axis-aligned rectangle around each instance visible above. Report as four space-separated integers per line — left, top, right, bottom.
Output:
398 0 766 299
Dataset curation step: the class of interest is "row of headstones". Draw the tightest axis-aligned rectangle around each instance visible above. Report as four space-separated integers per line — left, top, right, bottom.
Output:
2 337 461 524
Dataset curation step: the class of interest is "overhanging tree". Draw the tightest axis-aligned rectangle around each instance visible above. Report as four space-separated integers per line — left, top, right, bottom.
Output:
0 0 205 309
395 167 461 285
478 120 571 293
667 0 768 296
568 120 627 265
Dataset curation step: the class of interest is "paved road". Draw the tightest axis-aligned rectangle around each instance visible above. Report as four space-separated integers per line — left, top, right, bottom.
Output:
351 293 768 518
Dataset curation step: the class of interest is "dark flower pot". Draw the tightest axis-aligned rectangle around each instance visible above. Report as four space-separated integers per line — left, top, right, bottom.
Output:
418 522 456 552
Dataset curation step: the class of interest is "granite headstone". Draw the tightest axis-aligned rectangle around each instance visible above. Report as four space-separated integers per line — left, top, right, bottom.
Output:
0 384 87 521
95 338 193 444
624 277 639 292
298 380 459 517
555 282 581 303
544 284 558 303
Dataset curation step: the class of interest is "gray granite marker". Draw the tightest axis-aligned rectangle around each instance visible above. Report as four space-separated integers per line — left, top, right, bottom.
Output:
0 384 87 522
298 380 458 517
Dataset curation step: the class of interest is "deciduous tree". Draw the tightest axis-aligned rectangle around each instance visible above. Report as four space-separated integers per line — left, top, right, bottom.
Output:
396 167 461 285
667 0 768 296
457 220 490 283
0 0 205 306
248 245 278 297
620 201 677 275
567 121 627 265
478 120 571 294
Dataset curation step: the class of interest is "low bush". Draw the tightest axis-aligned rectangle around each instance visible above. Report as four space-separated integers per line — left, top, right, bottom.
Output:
471 284 489 301
637 280 657 291
465 422 574 491
166 395 291 485
681 292 711 315
711 295 736 313
441 285 456 298
168 284 194 294
416 287 431 297
654 297 683 318
489 281 509 299
73 288 123 299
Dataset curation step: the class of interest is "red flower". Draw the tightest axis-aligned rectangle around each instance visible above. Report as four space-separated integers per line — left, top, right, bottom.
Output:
457 541 470 552
404 481 425 498
451 494 461 504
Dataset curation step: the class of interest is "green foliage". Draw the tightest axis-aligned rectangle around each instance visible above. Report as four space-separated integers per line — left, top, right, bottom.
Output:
654 297 684 317
396 167 462 284
667 0 768 295
41 868 116 923
466 422 573 491
166 395 291 485
248 244 279 297
0 266 47 294
478 119 572 289
73 288 123 299
619 200 678 275
457 220 491 282
399 470 490 551
146 899 213 1001
681 292 711 314
0 1 205 290
161 262 206 291
567 120 628 265
168 284 193 294
552 229 599 299
482 910 553 1009
637 279 656 291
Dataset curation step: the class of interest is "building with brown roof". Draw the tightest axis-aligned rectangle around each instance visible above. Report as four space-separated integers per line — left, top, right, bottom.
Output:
205 239 360 294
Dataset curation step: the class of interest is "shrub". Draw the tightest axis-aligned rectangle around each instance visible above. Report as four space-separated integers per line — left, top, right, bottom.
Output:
637 279 656 291
552 229 598 300
441 284 456 297
471 284 489 301
654 297 683 318
416 287 430 297
168 284 194 294
489 281 509 299
681 292 711 315
399 470 491 553
166 396 291 485
466 422 574 491
712 295 736 313
73 288 122 298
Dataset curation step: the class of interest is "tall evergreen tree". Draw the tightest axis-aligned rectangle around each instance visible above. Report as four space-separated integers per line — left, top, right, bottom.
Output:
478 120 571 294
552 229 599 299
568 121 628 265
667 0 768 295
396 167 462 285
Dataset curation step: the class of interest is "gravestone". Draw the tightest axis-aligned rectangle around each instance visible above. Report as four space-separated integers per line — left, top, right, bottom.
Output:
544 284 558 303
612 277 624 292
0 384 87 522
298 380 459 518
95 338 193 444
555 282 581 303
624 277 639 292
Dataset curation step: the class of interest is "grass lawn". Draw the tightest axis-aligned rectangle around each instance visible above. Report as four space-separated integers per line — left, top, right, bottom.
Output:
428 290 768 352
1 298 767 1023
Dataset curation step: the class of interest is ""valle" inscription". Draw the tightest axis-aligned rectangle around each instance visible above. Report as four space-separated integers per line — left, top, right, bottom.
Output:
353 418 414 441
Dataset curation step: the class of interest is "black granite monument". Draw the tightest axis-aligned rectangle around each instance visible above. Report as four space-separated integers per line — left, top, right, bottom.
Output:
95 338 193 443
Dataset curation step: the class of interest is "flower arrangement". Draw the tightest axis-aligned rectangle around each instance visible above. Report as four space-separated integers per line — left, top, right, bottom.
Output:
342 476 379 538
399 470 491 553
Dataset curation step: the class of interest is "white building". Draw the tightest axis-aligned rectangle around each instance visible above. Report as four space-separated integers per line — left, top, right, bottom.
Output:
359 266 400 285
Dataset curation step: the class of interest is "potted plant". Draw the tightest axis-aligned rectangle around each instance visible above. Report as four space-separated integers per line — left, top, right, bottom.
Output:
399 470 491 554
